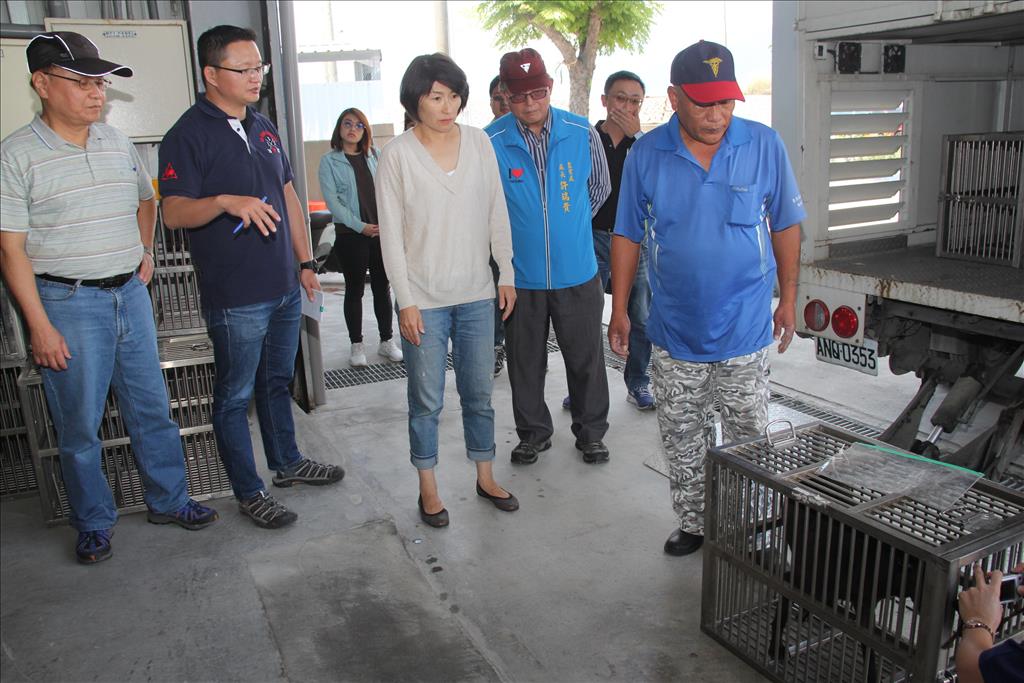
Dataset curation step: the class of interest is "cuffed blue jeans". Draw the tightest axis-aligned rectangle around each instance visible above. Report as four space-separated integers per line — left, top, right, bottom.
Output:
37 275 189 532
592 229 652 392
401 299 496 470
205 287 304 500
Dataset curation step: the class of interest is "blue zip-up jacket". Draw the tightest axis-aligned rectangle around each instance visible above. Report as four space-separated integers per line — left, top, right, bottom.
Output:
485 108 596 290
317 147 378 234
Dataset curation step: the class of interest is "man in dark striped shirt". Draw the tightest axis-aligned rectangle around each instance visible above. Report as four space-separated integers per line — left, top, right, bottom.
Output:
486 48 613 467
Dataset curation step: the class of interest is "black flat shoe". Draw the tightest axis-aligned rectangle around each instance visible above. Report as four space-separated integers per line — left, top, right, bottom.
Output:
418 495 449 528
664 528 703 556
476 482 520 512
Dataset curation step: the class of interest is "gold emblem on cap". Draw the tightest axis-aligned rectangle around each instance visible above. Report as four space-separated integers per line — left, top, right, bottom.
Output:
703 57 723 78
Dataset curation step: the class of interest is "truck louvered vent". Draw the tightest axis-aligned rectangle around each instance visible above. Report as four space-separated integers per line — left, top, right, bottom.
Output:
828 90 910 232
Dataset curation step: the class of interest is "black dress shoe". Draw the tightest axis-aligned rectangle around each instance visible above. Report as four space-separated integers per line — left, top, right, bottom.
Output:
664 528 703 556
418 495 449 528
476 482 520 512
511 439 551 465
575 440 610 464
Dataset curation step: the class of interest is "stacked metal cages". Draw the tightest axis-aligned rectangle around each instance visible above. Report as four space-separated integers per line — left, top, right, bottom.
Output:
151 214 205 337
20 335 231 524
936 132 1024 268
0 278 37 498
701 422 1024 683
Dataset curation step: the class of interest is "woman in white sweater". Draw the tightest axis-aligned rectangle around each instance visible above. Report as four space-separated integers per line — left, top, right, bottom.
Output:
377 53 518 527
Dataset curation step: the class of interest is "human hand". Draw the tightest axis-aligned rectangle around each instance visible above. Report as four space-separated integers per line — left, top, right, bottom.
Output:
608 107 642 138
497 286 517 321
399 306 425 346
772 300 796 353
221 195 281 236
31 321 71 371
137 251 154 285
608 311 631 358
300 268 320 302
958 565 1005 635
363 223 380 238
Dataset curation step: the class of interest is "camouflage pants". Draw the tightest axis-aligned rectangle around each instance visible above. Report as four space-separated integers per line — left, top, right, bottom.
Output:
651 346 770 535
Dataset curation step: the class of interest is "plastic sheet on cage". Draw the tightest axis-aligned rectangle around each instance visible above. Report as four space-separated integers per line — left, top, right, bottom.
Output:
815 442 983 512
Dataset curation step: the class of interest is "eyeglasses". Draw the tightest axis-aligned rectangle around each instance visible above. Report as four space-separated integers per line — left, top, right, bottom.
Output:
45 71 112 91
211 63 271 79
341 120 365 130
611 93 644 108
507 87 549 104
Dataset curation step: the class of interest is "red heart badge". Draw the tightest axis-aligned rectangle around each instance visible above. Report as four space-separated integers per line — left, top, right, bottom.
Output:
511 168 524 178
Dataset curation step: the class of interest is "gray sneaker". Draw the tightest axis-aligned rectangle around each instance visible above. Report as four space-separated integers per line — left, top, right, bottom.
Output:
272 458 345 488
239 491 297 529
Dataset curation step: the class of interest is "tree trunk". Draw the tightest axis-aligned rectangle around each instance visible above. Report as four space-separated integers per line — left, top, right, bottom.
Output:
567 61 594 117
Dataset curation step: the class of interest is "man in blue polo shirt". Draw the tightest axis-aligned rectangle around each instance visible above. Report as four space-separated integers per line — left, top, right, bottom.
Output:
609 41 804 556
159 25 343 530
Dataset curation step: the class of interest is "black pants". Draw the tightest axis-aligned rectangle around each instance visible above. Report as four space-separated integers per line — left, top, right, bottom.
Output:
504 275 609 445
336 229 393 344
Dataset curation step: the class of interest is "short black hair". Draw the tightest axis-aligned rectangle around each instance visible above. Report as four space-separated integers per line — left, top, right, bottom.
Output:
604 70 645 95
399 53 469 123
197 25 258 83
489 75 501 96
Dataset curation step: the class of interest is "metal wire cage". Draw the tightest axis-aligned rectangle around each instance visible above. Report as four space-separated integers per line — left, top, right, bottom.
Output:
19 336 230 523
702 422 1024 683
150 266 206 337
1 365 36 497
936 132 1024 268
0 279 28 367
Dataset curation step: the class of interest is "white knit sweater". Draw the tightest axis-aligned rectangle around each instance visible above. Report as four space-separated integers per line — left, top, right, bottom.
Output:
376 125 514 311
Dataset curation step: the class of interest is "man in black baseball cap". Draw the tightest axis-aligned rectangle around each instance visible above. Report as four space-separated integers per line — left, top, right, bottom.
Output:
608 39 804 557
26 30 133 77
1 29 219 565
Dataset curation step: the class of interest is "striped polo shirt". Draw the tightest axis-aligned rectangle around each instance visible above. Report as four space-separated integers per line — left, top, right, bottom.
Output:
0 115 153 279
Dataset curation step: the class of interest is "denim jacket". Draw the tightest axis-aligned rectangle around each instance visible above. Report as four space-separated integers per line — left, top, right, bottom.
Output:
317 147 378 235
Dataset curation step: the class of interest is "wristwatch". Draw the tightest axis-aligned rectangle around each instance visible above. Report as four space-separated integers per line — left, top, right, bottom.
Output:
299 259 318 272
962 618 995 639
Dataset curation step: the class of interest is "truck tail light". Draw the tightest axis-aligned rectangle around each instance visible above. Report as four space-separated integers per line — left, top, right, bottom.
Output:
803 300 830 332
831 305 859 338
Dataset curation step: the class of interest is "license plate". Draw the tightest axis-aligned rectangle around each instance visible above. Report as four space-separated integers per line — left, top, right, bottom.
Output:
814 337 879 376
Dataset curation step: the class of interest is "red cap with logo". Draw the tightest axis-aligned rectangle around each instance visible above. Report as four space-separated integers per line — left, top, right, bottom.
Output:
671 40 744 104
499 48 551 95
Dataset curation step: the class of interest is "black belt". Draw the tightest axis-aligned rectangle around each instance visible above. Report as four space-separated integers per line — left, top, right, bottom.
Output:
37 271 135 289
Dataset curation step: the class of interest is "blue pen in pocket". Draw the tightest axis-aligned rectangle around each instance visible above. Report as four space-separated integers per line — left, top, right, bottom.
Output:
233 195 269 234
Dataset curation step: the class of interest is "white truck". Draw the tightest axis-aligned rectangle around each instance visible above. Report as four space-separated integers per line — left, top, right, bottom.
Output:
772 1 1024 476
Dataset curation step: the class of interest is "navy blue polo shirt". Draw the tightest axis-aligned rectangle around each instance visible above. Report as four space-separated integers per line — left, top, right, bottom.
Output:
158 95 297 310
615 115 805 362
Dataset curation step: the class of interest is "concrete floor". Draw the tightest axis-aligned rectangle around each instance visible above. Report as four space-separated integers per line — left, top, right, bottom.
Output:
0 280 923 683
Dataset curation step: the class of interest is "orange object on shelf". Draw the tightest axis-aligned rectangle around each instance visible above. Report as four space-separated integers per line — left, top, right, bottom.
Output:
308 200 327 213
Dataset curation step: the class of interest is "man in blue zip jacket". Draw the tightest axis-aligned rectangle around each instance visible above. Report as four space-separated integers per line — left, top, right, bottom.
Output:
486 49 612 466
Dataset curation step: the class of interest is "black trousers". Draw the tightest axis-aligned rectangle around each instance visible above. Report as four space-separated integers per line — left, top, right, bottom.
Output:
335 229 393 344
504 275 609 445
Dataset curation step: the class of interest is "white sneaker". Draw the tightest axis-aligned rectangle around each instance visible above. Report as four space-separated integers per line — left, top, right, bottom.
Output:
349 342 368 367
378 338 403 362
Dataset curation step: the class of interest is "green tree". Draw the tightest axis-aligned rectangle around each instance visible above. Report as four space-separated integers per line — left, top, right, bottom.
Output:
478 0 661 117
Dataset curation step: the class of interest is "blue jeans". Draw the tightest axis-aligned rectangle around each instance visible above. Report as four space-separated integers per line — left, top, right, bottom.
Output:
401 299 496 470
592 229 652 392
205 287 304 499
37 275 189 532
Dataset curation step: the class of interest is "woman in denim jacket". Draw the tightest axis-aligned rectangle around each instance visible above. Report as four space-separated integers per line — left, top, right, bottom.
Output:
317 108 402 366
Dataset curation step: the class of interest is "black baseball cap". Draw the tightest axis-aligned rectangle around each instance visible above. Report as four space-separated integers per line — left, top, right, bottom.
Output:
26 31 133 77
670 40 743 104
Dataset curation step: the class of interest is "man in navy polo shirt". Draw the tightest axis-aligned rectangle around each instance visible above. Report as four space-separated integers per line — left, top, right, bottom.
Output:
609 41 804 556
159 25 343 530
